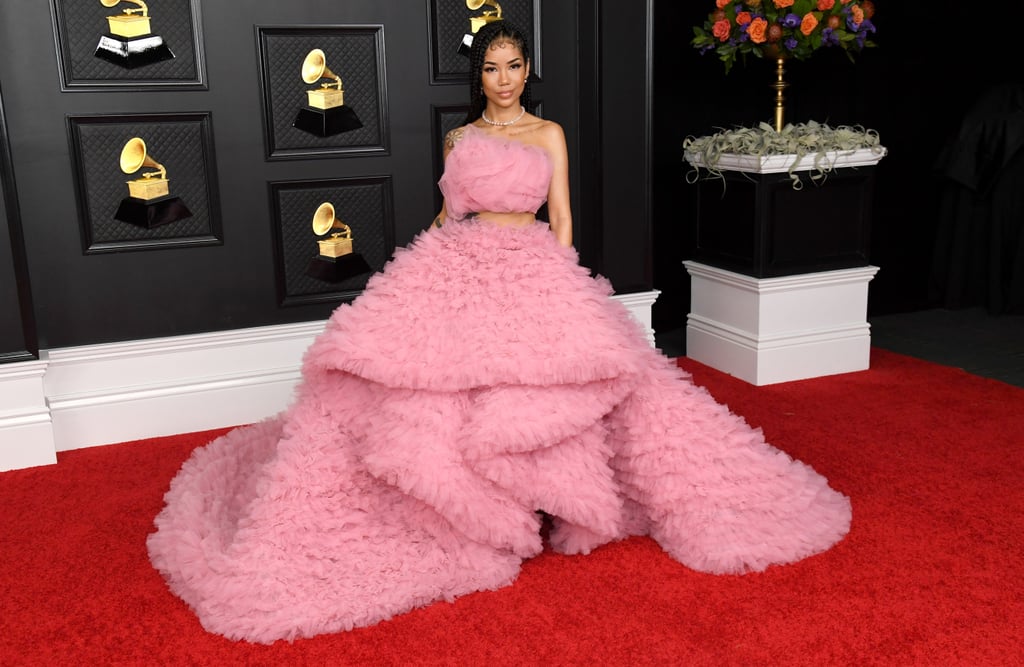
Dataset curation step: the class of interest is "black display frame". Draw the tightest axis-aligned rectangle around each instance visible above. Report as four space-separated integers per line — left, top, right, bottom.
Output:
50 0 207 91
66 112 223 254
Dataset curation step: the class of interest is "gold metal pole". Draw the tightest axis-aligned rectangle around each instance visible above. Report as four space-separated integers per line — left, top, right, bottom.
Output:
771 57 788 133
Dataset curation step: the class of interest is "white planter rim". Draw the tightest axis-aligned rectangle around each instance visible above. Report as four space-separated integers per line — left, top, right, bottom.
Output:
685 146 887 174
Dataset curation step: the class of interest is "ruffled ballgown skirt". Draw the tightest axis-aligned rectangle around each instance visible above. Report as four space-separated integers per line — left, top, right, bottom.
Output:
147 219 851 644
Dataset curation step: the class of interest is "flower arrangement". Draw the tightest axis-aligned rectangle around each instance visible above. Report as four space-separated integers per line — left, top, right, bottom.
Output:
692 0 877 74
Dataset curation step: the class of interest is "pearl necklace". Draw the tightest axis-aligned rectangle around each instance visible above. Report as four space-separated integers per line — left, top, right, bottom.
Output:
481 105 526 127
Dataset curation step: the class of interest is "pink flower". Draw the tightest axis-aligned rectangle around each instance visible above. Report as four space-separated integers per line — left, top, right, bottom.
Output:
736 11 752 25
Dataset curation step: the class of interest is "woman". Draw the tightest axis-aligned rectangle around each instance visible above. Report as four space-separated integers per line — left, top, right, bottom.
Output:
147 21 851 645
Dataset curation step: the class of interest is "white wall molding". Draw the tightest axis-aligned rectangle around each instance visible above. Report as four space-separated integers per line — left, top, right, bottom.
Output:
0 360 57 471
0 291 660 471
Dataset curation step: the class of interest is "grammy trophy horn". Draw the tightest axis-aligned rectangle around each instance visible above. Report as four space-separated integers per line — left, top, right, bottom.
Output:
100 0 149 15
466 0 501 16
119 137 166 180
311 202 337 236
301 49 343 90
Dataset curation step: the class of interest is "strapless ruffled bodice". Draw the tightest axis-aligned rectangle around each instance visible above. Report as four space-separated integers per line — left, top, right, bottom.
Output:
438 124 553 220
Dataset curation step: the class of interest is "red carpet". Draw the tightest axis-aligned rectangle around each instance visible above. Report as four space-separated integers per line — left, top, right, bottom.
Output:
1 348 1022 666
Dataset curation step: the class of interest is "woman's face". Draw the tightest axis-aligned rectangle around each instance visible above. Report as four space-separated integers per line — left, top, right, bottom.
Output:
480 38 529 109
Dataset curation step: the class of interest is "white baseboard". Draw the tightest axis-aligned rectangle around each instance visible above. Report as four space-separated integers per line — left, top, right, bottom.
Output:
0 360 57 471
0 291 660 472
684 262 879 386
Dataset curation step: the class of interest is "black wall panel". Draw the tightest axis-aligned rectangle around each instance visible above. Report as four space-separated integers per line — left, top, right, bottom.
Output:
0 0 652 351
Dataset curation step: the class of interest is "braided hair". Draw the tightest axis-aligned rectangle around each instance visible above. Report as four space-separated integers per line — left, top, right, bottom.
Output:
464 20 533 125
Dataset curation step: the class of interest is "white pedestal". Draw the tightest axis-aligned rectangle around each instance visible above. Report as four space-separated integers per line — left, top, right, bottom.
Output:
684 261 879 386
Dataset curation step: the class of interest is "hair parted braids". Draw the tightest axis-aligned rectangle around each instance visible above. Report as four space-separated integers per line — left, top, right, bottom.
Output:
464 21 532 125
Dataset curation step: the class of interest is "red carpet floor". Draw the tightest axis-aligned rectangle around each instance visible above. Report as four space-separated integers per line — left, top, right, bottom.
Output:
1 348 1022 666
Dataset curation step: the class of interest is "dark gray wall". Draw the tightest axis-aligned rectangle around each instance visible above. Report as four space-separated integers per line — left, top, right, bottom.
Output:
0 0 653 356
0 82 37 363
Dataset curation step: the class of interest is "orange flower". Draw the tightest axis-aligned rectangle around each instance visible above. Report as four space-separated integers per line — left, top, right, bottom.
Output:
816 0 835 9
736 11 752 25
773 0 795 8
850 5 864 25
747 17 768 43
712 18 732 42
800 13 819 35
716 0 731 8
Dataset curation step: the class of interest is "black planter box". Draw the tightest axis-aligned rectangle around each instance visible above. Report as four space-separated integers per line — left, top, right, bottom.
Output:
692 165 877 278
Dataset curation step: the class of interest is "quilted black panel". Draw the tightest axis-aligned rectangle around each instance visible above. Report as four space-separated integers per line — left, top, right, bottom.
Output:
429 0 537 83
51 0 204 88
67 113 221 252
270 177 394 306
256 26 387 159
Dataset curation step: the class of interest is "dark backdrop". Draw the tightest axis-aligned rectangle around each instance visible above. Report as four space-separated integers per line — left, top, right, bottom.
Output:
651 2 1024 333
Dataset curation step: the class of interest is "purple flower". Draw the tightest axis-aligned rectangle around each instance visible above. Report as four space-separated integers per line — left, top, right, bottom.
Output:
821 28 840 47
784 37 798 51
781 13 801 29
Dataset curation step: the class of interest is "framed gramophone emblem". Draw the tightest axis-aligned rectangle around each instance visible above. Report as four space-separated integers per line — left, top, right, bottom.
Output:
50 0 206 90
269 177 394 306
256 26 388 160
93 0 176 69
113 136 193 228
427 0 541 84
67 112 222 253
305 202 372 283
292 48 363 138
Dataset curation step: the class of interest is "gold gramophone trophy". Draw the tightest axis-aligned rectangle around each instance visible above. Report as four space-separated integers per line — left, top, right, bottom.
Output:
94 0 175 69
458 0 503 56
306 202 371 282
113 137 192 228
292 49 363 137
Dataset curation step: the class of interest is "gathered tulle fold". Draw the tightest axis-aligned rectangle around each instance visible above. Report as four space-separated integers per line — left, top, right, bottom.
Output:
148 180 850 645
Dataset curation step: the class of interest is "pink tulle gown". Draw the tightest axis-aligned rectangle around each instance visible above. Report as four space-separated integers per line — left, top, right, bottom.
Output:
147 123 851 644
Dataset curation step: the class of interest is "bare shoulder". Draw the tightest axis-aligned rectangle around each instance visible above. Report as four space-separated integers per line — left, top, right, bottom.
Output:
534 120 567 159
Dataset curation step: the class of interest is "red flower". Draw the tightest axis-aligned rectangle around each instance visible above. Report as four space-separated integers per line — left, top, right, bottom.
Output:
713 19 732 42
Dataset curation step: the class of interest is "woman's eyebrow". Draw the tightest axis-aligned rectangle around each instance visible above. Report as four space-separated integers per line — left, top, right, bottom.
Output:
483 57 523 66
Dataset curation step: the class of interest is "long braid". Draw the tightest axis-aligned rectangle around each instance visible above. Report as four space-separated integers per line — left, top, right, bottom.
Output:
464 21 533 124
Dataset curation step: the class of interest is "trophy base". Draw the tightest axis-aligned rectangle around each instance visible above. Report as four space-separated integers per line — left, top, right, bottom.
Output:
307 253 372 283
457 33 474 57
115 195 192 228
94 34 175 69
293 105 363 137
